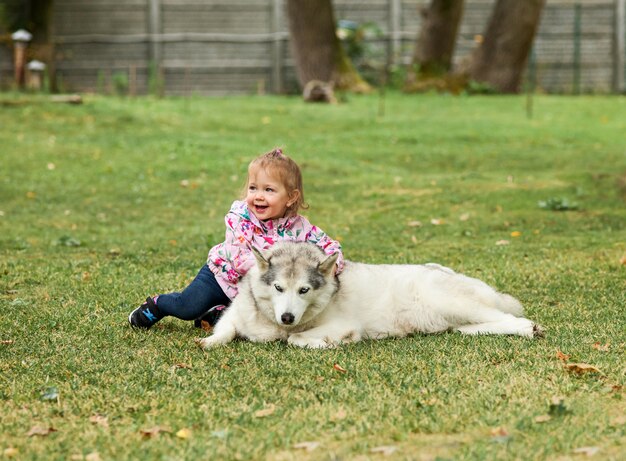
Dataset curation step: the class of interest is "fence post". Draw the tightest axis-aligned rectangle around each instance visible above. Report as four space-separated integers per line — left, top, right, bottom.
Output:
270 0 282 93
615 0 625 93
149 0 163 90
573 3 581 94
389 0 402 66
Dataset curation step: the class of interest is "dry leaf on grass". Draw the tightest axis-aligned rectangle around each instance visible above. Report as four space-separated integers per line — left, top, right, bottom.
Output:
254 404 276 418
534 415 552 423
495 240 510 246
3 448 19 458
331 408 347 421
592 342 610 352
293 441 319 452
171 363 192 370
333 363 347 373
573 446 600 456
370 446 397 455
26 426 57 437
89 414 109 428
407 220 422 227
1 340 15 345
85 452 102 461
176 428 192 439
565 363 602 375
140 426 171 438
556 350 571 362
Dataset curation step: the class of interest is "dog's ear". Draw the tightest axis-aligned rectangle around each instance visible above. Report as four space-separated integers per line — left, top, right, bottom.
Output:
252 247 270 271
318 252 339 277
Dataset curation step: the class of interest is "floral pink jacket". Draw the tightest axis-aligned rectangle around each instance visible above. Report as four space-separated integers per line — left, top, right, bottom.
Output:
208 200 344 299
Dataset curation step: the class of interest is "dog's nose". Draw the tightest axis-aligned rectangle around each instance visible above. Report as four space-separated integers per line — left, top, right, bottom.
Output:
281 313 295 325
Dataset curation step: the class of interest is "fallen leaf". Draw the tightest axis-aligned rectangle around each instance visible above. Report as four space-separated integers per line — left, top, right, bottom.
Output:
200 320 212 332
459 213 470 221
293 441 319 452
331 408 347 421
3 447 18 458
490 427 509 437
47 163 56 170
611 415 626 426
86 452 102 461
573 446 600 456
180 179 190 187
176 428 192 439
592 342 610 352
565 363 602 375
140 426 171 438
89 414 109 428
411 235 418 244
495 240 510 246
333 363 347 373
254 404 276 418
370 446 397 455
27 426 57 437
619 254 626 265
556 350 570 362
407 220 422 227
171 363 192 370
534 414 552 423
430 218 444 225
1 340 15 345
510 231 522 237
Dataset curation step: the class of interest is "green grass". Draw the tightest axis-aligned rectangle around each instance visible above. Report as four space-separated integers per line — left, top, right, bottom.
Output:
1 92 625 460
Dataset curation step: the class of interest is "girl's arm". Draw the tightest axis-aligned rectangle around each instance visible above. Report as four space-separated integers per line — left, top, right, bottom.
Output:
301 220 345 274
211 212 256 283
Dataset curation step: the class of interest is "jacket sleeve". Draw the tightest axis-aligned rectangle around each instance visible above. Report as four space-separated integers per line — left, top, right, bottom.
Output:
214 212 257 283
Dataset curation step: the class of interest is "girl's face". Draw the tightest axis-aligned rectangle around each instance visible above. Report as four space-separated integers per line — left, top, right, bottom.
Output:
246 168 299 221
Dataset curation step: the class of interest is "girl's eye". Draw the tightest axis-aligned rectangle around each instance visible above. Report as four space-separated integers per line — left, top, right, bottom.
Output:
248 186 256 191
265 188 274 193
274 284 283 293
299 287 310 295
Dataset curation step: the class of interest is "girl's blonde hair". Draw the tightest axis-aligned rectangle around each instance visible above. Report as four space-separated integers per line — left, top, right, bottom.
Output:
244 148 307 216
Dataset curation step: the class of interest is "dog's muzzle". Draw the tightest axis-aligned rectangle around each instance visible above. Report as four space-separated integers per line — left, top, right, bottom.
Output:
280 312 295 325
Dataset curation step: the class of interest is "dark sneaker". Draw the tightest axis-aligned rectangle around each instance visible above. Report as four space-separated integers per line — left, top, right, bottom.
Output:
193 304 227 329
128 297 162 329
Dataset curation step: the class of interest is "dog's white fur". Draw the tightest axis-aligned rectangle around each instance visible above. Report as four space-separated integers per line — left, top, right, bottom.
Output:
199 242 543 349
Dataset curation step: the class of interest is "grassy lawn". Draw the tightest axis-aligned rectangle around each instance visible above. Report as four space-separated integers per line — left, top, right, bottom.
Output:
0 92 625 460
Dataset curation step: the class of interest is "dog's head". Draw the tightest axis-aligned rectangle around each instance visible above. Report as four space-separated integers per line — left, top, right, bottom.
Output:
251 242 339 328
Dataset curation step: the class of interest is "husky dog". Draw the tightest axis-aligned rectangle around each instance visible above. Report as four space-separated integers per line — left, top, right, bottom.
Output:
199 242 543 349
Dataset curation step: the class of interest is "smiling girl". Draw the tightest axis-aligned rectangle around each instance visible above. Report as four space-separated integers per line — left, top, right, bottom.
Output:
128 148 344 329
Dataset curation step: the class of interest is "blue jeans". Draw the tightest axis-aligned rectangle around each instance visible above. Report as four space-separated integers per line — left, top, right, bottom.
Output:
156 265 231 325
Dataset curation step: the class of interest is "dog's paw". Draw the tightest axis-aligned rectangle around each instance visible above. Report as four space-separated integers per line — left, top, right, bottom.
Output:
196 336 227 349
532 323 545 338
288 333 333 349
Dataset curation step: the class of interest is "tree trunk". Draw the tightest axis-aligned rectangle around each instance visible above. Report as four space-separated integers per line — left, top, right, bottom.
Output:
286 0 370 93
411 0 465 77
466 0 546 93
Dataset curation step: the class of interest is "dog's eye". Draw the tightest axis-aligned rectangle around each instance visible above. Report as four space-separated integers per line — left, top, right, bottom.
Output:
299 287 310 295
274 284 283 293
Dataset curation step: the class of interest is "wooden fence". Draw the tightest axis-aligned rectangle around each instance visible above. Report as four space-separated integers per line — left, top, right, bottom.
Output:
1 0 625 95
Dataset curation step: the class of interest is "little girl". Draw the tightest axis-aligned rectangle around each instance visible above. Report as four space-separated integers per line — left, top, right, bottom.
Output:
128 148 344 329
